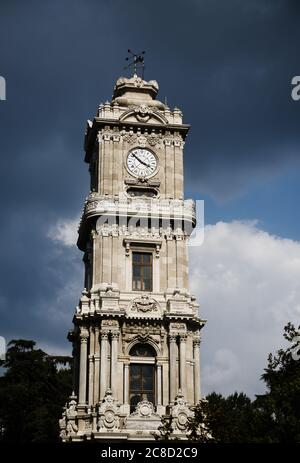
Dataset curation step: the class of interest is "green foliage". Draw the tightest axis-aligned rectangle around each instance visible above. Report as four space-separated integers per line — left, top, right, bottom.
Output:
188 393 258 443
0 339 72 442
188 323 300 443
155 415 176 441
254 322 300 442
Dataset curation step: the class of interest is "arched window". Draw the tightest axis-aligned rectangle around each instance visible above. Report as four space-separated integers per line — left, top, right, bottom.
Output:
129 343 156 357
129 343 156 412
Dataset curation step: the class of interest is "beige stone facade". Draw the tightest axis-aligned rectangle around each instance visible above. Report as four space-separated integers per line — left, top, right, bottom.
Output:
59 74 206 441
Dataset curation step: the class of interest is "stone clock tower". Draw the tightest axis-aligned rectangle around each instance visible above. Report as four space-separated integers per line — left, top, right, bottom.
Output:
59 73 206 441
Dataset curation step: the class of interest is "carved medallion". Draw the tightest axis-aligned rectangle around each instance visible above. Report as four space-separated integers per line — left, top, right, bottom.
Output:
131 295 159 312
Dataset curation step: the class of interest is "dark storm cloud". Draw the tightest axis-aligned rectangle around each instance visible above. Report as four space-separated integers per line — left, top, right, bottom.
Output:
0 0 299 350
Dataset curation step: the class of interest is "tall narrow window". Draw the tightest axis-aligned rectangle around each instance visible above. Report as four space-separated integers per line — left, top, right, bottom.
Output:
129 343 156 412
132 252 152 291
129 364 155 412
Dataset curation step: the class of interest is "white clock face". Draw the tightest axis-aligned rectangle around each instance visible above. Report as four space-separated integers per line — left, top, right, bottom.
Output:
127 148 158 178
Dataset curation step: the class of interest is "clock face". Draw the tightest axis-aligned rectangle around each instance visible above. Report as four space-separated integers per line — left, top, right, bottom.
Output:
127 148 158 178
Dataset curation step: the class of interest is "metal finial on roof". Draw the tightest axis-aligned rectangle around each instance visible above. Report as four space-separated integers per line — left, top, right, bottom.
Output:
125 49 145 78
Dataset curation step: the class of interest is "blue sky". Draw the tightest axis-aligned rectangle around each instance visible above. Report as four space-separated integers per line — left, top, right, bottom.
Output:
201 167 300 241
0 0 300 396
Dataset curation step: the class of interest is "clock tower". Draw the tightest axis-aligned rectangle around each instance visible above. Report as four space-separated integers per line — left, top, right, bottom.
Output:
59 73 206 441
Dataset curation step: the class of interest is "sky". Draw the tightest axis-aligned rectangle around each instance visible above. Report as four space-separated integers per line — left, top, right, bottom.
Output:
0 0 300 397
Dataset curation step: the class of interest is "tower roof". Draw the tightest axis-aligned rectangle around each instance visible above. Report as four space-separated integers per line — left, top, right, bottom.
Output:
113 74 159 100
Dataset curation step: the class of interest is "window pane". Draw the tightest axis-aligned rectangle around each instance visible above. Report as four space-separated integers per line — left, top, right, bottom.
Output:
142 365 153 390
129 364 155 411
143 277 152 291
142 374 153 390
133 266 141 278
133 279 142 290
145 392 154 403
143 266 151 278
133 252 142 263
142 253 151 264
132 252 152 292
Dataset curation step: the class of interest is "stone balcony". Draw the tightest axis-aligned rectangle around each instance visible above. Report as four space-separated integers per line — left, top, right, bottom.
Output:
81 192 196 226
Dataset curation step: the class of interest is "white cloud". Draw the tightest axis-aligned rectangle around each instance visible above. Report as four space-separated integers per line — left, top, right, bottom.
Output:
47 217 300 397
190 221 300 397
48 217 79 246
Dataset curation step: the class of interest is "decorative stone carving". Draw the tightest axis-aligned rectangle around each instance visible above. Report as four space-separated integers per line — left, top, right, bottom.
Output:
131 295 159 313
170 322 186 330
97 389 120 431
115 74 159 91
134 105 152 122
100 330 109 340
79 327 89 342
101 319 119 329
131 400 155 417
59 394 79 440
122 132 138 144
147 134 162 147
170 391 193 432
121 130 162 148
136 134 147 147
125 401 162 430
193 337 201 347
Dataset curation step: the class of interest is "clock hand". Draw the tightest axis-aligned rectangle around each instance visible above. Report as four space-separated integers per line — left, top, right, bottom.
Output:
132 153 151 168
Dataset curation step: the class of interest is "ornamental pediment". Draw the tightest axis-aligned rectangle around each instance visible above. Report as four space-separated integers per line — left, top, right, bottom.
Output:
119 105 168 125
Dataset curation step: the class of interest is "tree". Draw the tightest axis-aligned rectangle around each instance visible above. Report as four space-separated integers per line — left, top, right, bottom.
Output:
0 339 72 442
187 322 300 443
188 392 258 443
254 322 300 442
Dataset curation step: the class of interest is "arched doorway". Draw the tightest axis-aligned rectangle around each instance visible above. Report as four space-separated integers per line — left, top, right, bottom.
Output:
129 343 156 412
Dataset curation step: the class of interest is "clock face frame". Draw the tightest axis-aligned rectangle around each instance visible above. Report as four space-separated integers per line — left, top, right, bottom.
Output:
126 148 158 179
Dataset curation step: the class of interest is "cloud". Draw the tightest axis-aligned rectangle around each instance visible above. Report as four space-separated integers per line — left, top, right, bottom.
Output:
190 221 300 397
48 217 79 247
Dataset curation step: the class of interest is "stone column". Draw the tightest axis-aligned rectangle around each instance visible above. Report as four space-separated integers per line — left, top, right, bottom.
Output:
124 363 129 404
72 340 79 396
93 327 100 404
91 230 96 289
169 335 177 403
193 337 201 404
110 331 119 398
79 328 89 404
100 330 109 399
88 327 95 405
179 335 187 398
157 364 162 406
